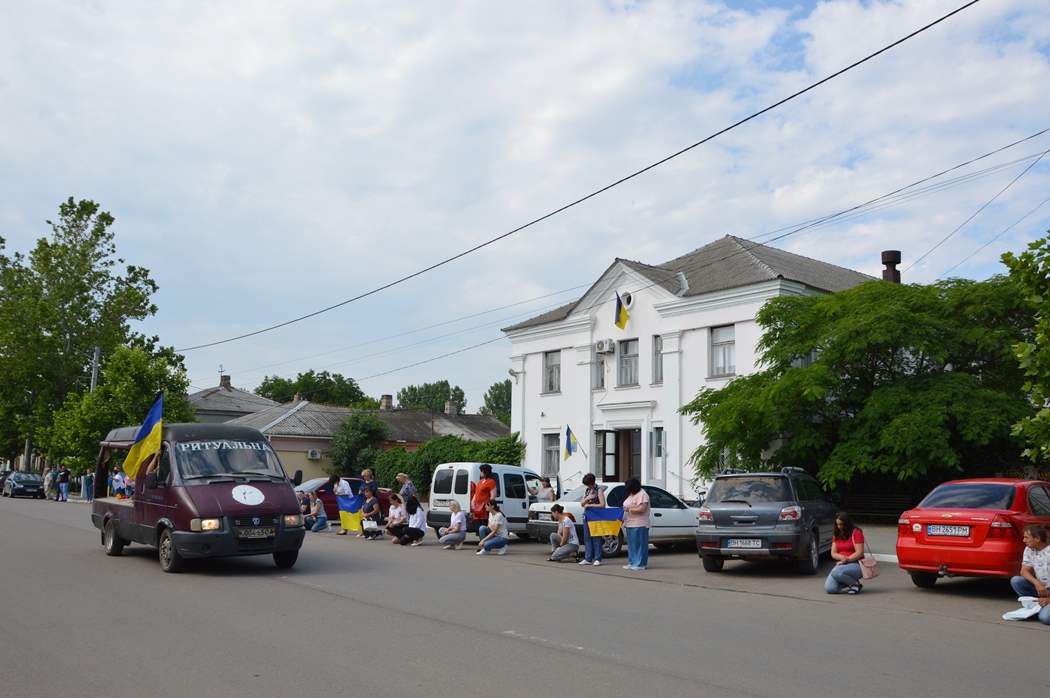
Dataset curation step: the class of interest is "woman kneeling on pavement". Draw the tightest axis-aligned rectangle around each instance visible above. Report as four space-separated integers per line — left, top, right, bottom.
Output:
397 495 426 546
476 500 509 555
439 500 467 549
825 512 865 594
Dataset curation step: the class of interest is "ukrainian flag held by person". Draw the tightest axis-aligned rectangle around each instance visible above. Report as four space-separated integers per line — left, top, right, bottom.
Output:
585 507 624 537
564 426 579 461
338 493 364 531
614 292 628 330
124 391 164 479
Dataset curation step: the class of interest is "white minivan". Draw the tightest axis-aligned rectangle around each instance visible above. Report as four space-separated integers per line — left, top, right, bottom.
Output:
426 462 543 538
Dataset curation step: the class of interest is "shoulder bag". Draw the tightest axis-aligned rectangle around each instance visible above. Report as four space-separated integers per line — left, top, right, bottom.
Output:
857 531 879 579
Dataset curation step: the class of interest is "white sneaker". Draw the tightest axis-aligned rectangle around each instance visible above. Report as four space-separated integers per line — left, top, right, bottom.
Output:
410 541 422 546
477 549 487 555
497 546 507 555
592 561 601 567
326 522 332 532
443 544 453 549
630 566 646 571
578 559 590 565
455 542 463 550
623 564 634 569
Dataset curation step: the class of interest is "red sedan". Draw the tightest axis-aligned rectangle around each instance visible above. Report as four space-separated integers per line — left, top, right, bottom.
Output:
295 477 393 521
896 478 1050 588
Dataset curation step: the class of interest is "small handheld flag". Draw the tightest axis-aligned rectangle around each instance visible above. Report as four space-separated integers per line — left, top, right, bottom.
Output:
614 292 629 330
564 426 579 461
124 391 164 479
585 507 624 537
337 493 364 531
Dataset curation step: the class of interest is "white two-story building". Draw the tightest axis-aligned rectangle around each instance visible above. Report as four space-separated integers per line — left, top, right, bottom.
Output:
502 235 872 500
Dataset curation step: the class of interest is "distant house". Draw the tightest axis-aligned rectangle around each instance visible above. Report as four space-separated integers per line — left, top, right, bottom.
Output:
502 235 873 500
188 375 279 423
227 396 511 480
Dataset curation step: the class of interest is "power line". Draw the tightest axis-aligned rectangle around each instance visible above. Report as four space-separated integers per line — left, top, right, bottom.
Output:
176 0 983 353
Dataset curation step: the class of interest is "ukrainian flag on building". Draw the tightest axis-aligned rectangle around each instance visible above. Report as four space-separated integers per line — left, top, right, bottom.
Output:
564 426 579 461
614 292 629 330
585 507 624 537
337 493 364 531
124 391 164 479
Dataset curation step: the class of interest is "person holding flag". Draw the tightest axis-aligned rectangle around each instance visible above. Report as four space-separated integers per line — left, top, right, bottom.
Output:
337 491 364 533
123 391 164 482
579 473 608 566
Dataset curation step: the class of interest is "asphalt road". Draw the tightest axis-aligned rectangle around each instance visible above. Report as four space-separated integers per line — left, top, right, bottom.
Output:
1 495 1046 698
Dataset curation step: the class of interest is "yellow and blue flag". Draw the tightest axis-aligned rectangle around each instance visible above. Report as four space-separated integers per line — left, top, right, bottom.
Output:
585 507 624 537
564 426 579 461
124 391 163 479
338 493 364 531
614 292 628 330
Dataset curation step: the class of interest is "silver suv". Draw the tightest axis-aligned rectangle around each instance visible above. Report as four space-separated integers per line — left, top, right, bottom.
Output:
695 468 839 574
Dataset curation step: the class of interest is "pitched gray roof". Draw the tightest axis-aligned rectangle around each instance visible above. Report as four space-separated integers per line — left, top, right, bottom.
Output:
503 235 872 332
188 383 279 416
227 401 511 443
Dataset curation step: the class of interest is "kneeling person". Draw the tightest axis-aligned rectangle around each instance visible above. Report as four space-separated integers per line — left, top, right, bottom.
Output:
547 504 579 562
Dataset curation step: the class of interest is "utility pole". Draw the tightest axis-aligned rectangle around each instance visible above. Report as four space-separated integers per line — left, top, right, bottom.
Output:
90 346 100 394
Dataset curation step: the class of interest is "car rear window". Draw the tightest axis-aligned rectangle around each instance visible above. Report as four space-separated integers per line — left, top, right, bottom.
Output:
707 476 789 504
432 469 454 495
919 483 1015 510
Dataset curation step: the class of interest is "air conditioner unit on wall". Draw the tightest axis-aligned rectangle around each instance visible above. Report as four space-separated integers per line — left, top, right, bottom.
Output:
596 339 616 354
307 449 322 460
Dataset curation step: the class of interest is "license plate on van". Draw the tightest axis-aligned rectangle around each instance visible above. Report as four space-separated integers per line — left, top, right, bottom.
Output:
432 499 449 507
238 527 275 539
727 539 761 548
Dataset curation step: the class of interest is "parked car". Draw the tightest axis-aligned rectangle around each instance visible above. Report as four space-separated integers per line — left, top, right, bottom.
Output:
427 462 543 537
695 468 839 574
2 471 45 499
896 478 1050 588
295 477 393 521
526 483 699 557
0 470 14 492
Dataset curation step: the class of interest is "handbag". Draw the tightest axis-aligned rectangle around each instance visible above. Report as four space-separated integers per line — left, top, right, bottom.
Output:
857 531 879 579
362 520 378 531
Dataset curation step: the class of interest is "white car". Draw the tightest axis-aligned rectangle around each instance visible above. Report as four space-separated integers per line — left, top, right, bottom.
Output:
525 483 699 557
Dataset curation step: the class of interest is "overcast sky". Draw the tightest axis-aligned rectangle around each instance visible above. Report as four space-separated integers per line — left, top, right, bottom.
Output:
2 0 1048 411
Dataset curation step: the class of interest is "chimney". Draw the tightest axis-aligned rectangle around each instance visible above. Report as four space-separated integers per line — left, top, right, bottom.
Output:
882 250 901 283
219 375 232 389
380 394 393 411
444 401 458 416
293 392 304 402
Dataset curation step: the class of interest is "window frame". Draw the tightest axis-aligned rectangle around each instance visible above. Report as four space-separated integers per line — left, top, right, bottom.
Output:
618 339 639 387
652 335 663 384
543 350 561 394
710 325 736 377
542 433 561 477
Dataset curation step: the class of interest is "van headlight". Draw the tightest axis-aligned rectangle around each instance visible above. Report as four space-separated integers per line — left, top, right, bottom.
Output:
284 513 304 528
190 518 223 532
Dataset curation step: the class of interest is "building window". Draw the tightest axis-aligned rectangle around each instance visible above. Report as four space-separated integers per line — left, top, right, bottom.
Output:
652 335 663 384
543 351 561 393
542 433 560 477
593 351 605 390
618 339 638 386
711 325 735 376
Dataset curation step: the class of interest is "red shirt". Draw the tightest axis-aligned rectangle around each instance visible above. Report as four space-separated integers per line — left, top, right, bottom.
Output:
473 477 497 518
835 529 865 557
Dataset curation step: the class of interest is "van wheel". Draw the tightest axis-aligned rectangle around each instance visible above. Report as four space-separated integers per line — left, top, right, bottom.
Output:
702 556 725 572
158 529 184 573
911 572 938 588
104 521 125 557
796 532 820 575
602 532 624 557
273 550 298 569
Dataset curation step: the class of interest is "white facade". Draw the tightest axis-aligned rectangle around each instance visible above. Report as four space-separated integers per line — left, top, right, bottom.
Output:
503 237 871 500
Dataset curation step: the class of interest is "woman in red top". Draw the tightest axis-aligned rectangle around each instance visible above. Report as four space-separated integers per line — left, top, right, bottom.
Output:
471 464 497 526
825 512 866 594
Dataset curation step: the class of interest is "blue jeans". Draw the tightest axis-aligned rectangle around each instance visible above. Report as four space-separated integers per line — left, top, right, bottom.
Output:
479 525 508 551
626 526 649 568
583 526 603 562
1010 576 1050 624
59 483 70 501
309 516 328 532
439 528 466 545
825 562 863 593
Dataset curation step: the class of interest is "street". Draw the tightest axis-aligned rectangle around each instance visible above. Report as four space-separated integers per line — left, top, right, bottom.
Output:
1 495 1046 698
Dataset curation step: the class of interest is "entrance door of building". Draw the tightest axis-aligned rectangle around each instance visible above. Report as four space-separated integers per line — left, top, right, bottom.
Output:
595 429 641 482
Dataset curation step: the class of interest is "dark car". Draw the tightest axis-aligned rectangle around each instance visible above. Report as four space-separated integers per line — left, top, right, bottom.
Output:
3 471 46 499
896 478 1050 588
695 467 839 574
295 477 393 521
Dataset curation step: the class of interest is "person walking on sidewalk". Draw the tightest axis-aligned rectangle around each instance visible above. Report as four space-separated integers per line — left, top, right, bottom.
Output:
57 465 71 502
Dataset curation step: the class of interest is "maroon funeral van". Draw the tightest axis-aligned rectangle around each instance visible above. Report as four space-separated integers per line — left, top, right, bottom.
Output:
90 423 306 572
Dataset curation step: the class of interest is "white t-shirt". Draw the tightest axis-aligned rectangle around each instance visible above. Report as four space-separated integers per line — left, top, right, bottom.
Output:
334 479 351 496
1022 544 1050 586
408 507 426 530
449 510 467 532
558 516 578 546
487 511 507 537
388 504 405 524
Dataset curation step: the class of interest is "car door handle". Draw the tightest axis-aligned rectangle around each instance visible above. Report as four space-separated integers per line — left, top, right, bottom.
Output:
654 512 663 517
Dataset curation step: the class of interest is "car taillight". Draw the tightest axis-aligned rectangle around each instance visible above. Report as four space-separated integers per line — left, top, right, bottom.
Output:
528 510 535 520
988 514 1019 538
697 507 713 522
779 505 801 521
898 514 912 535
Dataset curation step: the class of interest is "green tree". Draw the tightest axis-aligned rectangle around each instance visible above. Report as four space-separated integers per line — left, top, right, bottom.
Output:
479 379 512 426
329 412 389 476
396 380 466 413
1003 232 1050 462
50 346 195 473
681 277 1034 487
0 198 159 460
255 370 376 407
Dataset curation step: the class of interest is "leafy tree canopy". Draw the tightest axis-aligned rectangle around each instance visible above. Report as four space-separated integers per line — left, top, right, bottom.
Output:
329 412 389 476
0 198 159 458
682 277 1034 488
255 370 376 407
49 346 195 473
396 380 466 414
478 378 512 426
1003 232 1050 462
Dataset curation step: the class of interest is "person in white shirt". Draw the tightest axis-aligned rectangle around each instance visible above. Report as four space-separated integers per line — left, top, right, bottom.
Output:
397 495 426 546
547 504 579 562
439 500 467 549
385 493 407 543
1011 524 1050 624
329 475 354 536
476 500 509 555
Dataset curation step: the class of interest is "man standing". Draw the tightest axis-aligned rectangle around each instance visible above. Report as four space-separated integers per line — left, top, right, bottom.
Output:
1010 524 1050 625
57 465 71 502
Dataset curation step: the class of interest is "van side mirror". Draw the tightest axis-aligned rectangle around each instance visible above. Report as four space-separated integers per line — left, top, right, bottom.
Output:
146 472 158 490
293 470 303 487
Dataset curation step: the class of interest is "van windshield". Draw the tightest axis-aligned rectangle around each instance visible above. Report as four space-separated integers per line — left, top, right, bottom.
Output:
175 440 286 481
